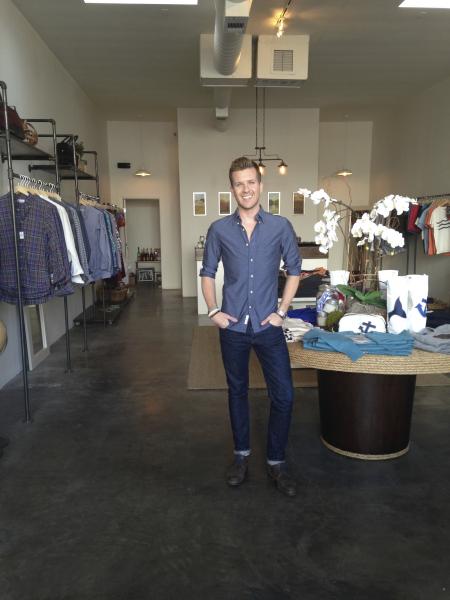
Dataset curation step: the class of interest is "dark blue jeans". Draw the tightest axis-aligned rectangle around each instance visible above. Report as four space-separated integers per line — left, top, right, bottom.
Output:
219 322 294 462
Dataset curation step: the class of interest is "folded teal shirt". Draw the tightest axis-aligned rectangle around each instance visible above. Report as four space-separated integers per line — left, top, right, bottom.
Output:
302 329 414 361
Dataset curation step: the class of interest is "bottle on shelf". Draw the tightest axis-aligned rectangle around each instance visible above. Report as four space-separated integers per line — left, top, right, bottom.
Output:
137 246 140 260
149 248 154 261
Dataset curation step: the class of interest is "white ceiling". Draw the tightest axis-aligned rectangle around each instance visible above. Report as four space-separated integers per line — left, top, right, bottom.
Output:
12 0 450 119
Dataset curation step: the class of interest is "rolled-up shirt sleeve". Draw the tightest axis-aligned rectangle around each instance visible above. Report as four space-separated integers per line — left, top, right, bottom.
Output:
281 220 301 275
199 224 221 279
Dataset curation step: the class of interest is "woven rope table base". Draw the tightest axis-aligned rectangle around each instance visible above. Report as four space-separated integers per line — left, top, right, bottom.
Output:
288 345 450 375
321 436 410 461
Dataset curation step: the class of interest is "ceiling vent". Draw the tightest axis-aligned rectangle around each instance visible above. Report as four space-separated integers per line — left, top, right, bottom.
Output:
200 33 252 86
223 0 251 33
256 35 309 87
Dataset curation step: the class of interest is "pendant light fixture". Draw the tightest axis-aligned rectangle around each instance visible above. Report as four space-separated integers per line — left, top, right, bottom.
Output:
134 122 151 177
336 115 352 177
248 88 287 176
275 0 293 38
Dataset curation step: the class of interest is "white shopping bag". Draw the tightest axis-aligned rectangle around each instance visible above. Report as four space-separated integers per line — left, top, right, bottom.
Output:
378 270 398 300
406 274 428 332
330 270 350 287
387 274 428 334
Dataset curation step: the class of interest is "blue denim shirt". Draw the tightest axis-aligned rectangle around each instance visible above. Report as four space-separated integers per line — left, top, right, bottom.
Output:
200 207 301 333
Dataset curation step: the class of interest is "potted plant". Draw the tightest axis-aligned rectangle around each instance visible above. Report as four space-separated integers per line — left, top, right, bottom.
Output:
297 188 417 291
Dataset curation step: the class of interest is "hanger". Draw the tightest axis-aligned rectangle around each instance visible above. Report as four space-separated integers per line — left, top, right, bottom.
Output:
15 175 61 200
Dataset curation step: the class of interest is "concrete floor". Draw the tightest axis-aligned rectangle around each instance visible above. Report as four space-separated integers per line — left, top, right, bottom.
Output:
0 287 449 600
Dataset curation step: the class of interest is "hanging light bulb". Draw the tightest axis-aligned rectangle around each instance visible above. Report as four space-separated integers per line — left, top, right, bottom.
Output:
276 17 285 38
134 122 151 177
335 116 352 177
258 161 266 176
278 160 288 175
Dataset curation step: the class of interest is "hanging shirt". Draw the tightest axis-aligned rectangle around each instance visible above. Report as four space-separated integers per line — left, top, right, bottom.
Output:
103 211 118 274
62 202 91 283
106 211 123 276
200 207 301 333
429 206 450 254
79 205 113 280
0 193 73 304
41 195 85 284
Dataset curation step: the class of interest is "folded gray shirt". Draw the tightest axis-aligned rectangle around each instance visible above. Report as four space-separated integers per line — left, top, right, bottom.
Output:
412 324 450 354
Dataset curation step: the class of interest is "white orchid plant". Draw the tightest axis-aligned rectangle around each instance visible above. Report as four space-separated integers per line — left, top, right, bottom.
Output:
297 188 417 255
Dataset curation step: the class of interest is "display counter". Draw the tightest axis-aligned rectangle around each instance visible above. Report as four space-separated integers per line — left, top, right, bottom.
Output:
288 344 450 460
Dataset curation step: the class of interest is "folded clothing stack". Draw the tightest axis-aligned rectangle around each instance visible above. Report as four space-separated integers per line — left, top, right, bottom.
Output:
283 318 314 343
411 324 450 354
302 329 414 361
287 307 317 325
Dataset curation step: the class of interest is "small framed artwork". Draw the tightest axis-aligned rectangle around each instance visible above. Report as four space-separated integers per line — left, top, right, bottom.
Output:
268 192 280 215
138 267 155 283
293 192 305 215
193 192 207 216
218 192 232 215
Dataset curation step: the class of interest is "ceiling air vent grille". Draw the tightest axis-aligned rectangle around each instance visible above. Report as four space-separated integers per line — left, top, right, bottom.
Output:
273 49 294 72
225 18 247 33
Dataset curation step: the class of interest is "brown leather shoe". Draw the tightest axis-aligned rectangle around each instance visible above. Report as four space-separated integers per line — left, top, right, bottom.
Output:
226 455 249 487
267 463 297 497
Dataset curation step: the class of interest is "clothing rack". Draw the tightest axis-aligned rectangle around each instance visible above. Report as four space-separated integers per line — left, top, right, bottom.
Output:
1 81 31 421
0 82 65 419
31 137 101 352
79 192 108 328
406 193 450 274
417 193 450 202
16 126 73 374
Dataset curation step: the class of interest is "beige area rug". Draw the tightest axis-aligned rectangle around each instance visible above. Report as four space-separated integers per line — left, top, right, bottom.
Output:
188 326 317 390
187 326 449 390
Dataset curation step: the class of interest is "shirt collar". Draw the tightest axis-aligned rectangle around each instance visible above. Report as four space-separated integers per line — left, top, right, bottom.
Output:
234 205 265 225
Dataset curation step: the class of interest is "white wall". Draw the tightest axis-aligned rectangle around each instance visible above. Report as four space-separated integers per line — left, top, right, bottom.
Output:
318 121 373 269
106 121 181 290
0 0 109 388
380 75 450 301
125 199 160 268
177 108 320 297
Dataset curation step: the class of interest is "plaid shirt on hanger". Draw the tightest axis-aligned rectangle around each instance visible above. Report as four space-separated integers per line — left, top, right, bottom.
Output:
0 193 73 305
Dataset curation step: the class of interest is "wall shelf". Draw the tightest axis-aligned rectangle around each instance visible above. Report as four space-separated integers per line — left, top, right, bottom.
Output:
28 163 96 180
0 132 54 162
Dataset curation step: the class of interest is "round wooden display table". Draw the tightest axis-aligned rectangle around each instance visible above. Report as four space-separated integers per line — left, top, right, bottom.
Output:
288 345 450 460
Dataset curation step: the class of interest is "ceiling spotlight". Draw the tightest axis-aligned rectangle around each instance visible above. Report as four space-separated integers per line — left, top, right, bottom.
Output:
258 161 266 176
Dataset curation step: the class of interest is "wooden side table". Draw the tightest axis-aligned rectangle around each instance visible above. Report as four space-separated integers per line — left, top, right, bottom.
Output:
288 345 450 460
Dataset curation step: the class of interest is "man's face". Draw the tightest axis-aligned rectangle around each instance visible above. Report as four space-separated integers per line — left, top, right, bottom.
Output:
230 167 262 211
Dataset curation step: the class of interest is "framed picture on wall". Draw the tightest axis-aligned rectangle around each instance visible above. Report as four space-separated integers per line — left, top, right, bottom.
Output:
292 192 305 215
218 192 231 215
268 192 280 215
193 192 207 216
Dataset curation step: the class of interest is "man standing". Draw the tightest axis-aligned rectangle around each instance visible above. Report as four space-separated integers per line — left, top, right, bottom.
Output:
200 157 301 497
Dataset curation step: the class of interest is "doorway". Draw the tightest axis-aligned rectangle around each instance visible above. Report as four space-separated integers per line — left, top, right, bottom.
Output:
124 198 161 280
